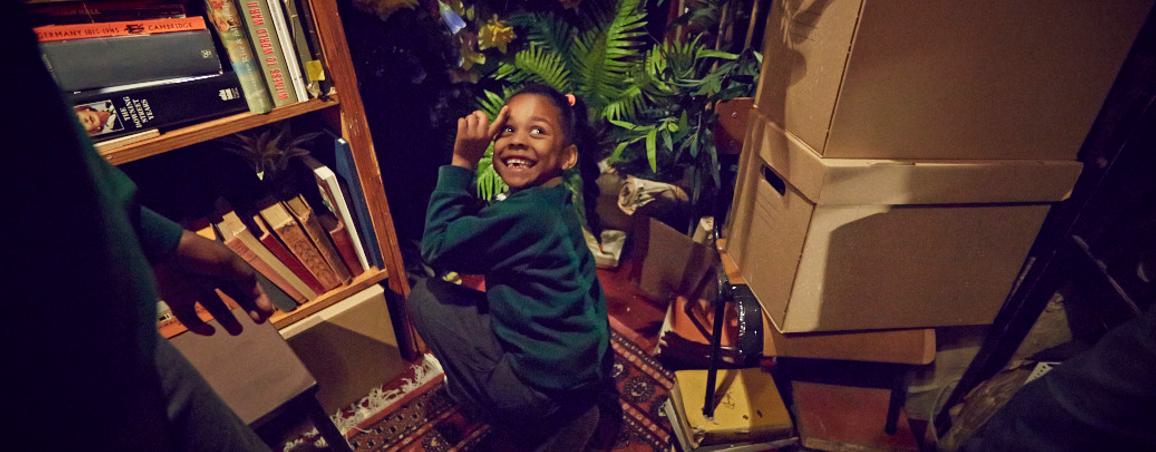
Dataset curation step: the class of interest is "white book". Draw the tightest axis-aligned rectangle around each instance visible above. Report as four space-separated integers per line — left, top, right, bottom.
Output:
264 0 308 102
304 157 371 271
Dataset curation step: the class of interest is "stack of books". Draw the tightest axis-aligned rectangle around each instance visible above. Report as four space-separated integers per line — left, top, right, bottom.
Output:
156 131 385 333
665 368 796 451
30 0 332 147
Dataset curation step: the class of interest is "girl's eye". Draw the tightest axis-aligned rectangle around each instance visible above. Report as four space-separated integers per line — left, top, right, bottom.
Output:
530 127 545 135
501 126 513 135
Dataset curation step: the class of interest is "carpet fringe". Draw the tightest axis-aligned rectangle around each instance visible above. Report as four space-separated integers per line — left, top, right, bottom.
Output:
282 354 445 451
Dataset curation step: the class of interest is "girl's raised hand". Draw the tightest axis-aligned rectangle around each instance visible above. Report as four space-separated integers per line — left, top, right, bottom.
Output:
452 106 509 169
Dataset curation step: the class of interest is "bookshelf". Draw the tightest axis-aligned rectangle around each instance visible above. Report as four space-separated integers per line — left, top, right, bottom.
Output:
73 0 417 357
100 96 340 165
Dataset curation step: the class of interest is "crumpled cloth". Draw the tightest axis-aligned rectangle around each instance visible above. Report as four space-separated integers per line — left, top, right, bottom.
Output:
617 175 689 216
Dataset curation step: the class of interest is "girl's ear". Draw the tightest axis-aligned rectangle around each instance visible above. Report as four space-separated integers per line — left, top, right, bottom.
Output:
562 143 578 170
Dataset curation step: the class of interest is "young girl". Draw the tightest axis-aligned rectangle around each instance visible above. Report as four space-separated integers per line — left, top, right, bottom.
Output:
408 84 610 445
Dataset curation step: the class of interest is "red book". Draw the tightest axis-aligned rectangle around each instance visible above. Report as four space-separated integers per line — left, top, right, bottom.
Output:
216 211 310 303
35 16 206 42
253 212 327 294
317 211 365 277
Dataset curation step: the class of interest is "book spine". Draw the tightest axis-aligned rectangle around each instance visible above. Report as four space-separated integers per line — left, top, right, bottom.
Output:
266 210 343 290
69 72 246 141
257 221 327 295
291 0 331 98
288 197 352 283
41 29 222 92
254 272 299 312
204 0 273 114
35 16 206 42
29 3 187 26
281 0 322 98
332 134 384 268
264 0 309 102
312 163 370 270
235 0 297 106
323 214 365 277
222 234 308 303
69 73 247 141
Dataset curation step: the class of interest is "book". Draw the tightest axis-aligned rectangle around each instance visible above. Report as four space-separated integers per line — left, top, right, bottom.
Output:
263 0 308 102
217 210 315 302
316 208 365 277
255 272 299 312
29 2 187 26
259 201 343 289
235 0 298 106
668 368 793 450
35 16 206 42
281 0 329 98
303 156 370 271
663 401 799 452
204 0 273 114
41 28 223 91
318 130 384 268
252 209 327 294
94 128 160 152
69 72 247 141
285 194 352 283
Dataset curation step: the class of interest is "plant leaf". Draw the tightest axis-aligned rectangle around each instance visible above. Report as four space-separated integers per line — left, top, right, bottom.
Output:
645 127 657 173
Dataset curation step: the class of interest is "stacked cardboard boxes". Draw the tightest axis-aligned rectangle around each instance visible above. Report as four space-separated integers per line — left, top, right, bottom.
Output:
726 0 1152 333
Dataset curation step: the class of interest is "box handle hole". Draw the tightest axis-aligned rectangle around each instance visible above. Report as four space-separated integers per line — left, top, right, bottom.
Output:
762 166 787 196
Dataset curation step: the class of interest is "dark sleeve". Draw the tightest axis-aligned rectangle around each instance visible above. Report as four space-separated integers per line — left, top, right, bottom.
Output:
421 165 545 274
85 148 183 262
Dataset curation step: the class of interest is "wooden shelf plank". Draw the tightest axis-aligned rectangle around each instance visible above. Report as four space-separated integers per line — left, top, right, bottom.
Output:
100 96 340 166
270 266 389 329
159 266 387 339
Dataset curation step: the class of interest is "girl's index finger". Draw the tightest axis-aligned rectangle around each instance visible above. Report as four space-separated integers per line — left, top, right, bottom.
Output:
487 105 510 138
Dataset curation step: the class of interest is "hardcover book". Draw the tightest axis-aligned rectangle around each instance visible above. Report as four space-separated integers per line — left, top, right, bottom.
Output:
252 210 327 294
217 210 315 302
315 131 384 268
236 0 298 106
285 195 351 283
69 72 247 141
668 368 793 449
41 28 223 91
317 209 365 277
29 2 187 26
263 0 308 102
204 0 273 114
259 201 343 290
281 0 329 98
35 16 206 42
303 156 370 271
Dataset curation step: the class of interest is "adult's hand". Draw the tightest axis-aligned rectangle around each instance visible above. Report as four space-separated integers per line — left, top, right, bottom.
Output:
153 230 273 335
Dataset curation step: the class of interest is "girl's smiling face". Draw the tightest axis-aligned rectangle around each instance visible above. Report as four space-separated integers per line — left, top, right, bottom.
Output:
493 93 577 191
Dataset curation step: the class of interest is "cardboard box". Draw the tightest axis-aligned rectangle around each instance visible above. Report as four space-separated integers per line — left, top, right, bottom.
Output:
756 0 1151 161
725 113 1082 332
279 284 406 412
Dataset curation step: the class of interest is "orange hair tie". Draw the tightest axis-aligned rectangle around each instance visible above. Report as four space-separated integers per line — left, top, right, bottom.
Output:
564 93 576 107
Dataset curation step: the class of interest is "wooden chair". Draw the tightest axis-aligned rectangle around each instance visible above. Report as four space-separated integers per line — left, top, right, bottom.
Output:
169 307 351 452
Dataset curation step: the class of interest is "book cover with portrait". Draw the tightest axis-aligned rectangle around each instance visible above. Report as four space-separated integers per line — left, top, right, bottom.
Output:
70 72 248 141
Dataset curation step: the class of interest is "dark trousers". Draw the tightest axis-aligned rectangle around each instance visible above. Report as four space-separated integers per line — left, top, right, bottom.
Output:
407 278 604 445
964 305 1156 451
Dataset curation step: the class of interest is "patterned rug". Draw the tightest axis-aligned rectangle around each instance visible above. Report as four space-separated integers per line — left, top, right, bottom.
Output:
342 321 676 451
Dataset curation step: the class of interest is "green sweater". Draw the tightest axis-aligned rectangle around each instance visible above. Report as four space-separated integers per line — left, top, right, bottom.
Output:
422 165 609 392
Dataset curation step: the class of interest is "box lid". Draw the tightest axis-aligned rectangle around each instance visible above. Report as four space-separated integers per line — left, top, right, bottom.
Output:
750 111 1083 206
